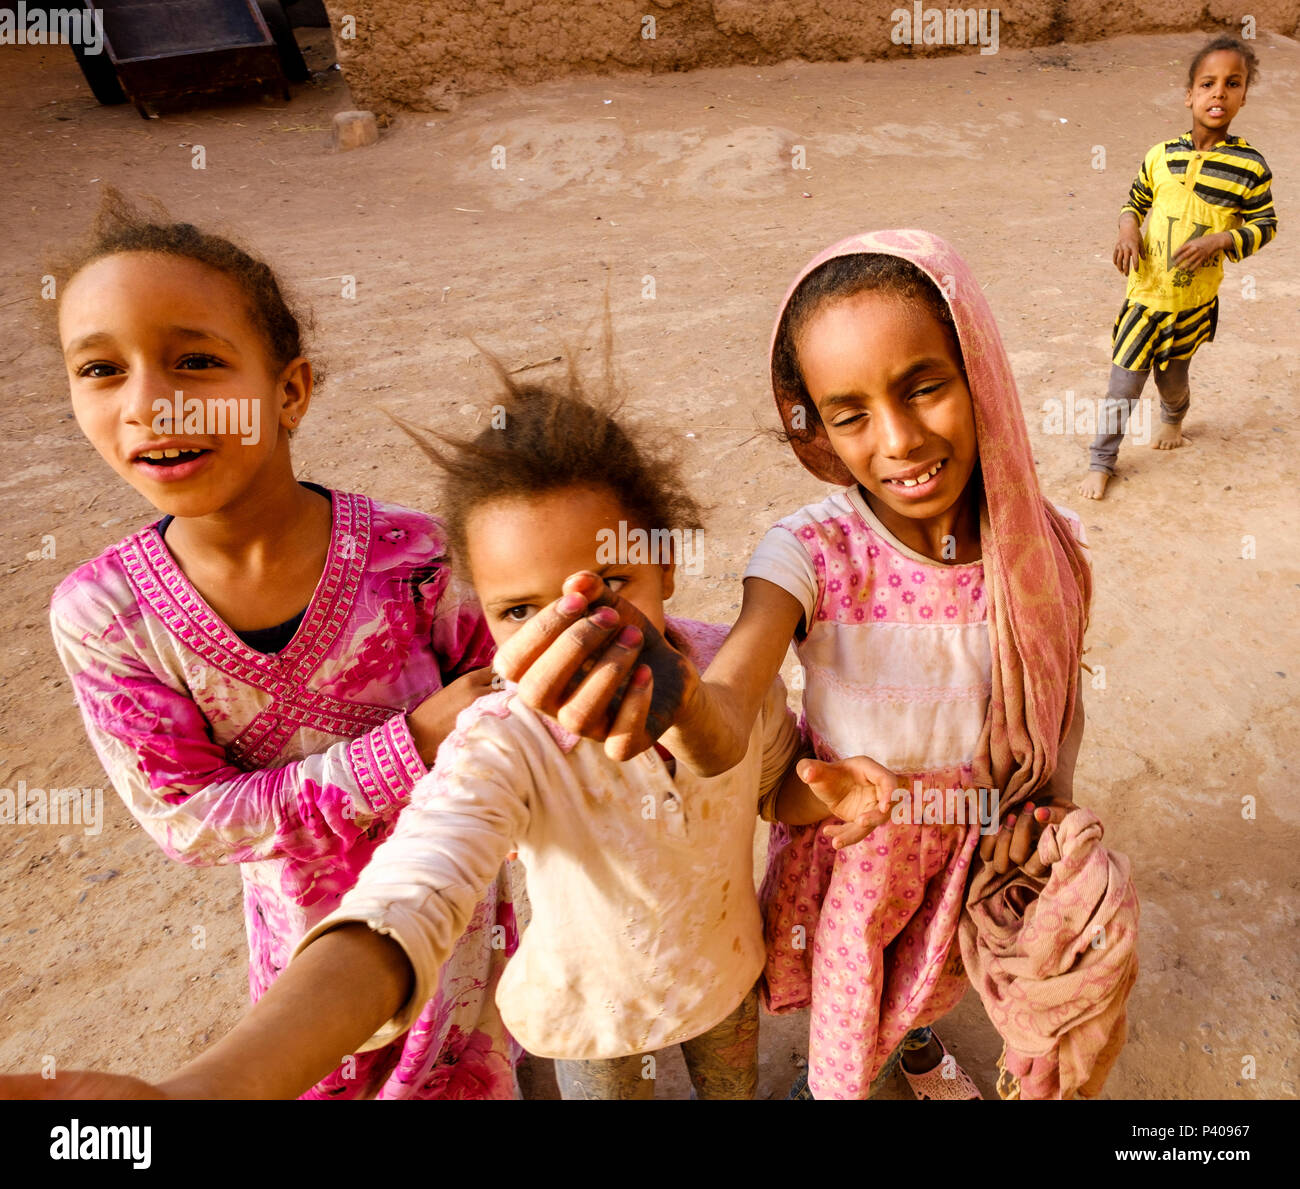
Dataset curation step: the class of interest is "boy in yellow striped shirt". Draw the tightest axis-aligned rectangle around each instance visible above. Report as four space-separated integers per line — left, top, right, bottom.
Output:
1079 36 1278 500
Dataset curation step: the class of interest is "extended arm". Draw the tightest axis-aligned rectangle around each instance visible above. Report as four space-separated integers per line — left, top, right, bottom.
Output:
662 577 806 775
160 923 412 1098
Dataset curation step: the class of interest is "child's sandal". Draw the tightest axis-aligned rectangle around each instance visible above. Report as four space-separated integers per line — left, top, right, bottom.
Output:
900 1034 982 1100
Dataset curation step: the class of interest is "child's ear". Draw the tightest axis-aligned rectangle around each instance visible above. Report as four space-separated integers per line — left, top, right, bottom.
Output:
660 560 677 602
278 356 313 432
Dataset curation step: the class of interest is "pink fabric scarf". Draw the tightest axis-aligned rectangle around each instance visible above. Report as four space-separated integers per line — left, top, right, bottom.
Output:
770 229 1138 1098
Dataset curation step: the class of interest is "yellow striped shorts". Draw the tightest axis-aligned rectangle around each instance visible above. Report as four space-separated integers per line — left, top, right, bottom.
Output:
1110 297 1217 371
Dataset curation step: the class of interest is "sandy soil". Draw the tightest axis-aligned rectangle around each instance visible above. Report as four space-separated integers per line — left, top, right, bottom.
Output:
1 27 1297 1100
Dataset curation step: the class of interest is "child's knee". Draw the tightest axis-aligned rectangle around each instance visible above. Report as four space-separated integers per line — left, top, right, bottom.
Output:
1106 365 1148 401
1153 359 1190 394
1153 367 1191 422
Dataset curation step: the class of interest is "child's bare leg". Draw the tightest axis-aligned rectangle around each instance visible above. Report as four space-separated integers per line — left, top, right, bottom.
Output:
553 1052 655 1100
679 985 759 1100
1079 365 1148 499
1151 358 1192 450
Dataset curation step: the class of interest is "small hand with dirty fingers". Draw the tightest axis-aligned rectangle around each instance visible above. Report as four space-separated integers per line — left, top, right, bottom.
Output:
979 800 1077 877
493 571 698 761
801 754 898 851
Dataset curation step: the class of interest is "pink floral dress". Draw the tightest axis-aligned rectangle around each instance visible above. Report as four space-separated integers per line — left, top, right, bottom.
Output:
50 487 521 1099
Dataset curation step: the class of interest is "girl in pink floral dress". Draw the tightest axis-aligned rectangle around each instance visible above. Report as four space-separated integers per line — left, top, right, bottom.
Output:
46 193 520 1099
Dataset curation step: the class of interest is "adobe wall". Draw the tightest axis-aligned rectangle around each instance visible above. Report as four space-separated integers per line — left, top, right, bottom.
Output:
320 1 1300 112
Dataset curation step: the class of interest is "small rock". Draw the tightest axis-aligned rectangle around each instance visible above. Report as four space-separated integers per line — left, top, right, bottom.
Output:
333 110 379 152
84 869 119 884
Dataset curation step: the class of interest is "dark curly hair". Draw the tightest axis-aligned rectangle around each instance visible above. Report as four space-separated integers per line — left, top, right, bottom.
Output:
388 325 704 569
50 186 314 379
1187 35 1259 90
771 252 960 447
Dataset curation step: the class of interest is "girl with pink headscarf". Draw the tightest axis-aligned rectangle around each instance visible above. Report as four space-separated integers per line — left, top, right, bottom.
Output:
736 230 1138 1099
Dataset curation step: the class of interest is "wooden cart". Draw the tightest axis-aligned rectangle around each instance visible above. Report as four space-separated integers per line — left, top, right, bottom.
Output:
87 0 290 118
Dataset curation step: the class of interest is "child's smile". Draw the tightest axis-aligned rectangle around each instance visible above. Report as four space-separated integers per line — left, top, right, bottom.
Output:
797 290 980 562
880 456 948 500
129 439 215 483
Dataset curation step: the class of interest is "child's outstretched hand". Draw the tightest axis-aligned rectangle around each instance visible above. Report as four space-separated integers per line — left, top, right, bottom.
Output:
979 800 1077 876
493 571 700 762
800 755 898 851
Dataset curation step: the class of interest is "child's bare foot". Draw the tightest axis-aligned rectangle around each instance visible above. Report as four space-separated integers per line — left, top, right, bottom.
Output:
1151 422 1189 450
1077 470 1110 500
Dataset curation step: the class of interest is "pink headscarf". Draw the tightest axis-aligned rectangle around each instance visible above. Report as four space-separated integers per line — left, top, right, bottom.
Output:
771 229 1137 1098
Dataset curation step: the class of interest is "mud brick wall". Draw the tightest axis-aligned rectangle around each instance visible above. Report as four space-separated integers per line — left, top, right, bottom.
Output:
320 1 1300 112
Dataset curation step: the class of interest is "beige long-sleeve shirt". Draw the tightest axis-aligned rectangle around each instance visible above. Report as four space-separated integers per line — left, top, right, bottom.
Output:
297 618 801 1060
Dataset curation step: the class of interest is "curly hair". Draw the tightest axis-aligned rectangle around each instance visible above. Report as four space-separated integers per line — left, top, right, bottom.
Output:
50 186 314 378
388 326 704 569
1187 35 1259 90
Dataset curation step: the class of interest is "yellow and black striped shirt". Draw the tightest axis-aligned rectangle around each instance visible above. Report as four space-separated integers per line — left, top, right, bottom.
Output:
1122 131 1277 261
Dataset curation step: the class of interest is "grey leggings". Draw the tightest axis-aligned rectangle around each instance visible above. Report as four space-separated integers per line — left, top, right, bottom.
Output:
1088 359 1191 474
553 985 760 1100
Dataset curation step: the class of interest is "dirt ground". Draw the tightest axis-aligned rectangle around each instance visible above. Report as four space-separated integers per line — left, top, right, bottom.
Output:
1 27 1296 1100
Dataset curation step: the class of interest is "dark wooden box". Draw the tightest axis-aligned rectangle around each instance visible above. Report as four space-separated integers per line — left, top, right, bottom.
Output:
88 0 289 117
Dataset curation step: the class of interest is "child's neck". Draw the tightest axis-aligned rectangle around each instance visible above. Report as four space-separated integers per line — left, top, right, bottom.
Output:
1190 121 1232 151
163 471 333 632
862 484 980 564
166 469 330 570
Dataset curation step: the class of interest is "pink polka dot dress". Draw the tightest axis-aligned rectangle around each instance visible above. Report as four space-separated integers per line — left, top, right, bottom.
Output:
744 485 991 1100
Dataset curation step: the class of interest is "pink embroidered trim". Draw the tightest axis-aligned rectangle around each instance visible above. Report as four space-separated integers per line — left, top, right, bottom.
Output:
805 725 978 783
802 659 992 706
349 714 426 812
117 490 393 766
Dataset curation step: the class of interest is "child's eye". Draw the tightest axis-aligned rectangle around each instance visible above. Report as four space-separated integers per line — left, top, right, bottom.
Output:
76 361 122 379
909 383 944 400
502 604 536 623
176 354 225 370
604 576 630 593
831 413 866 429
